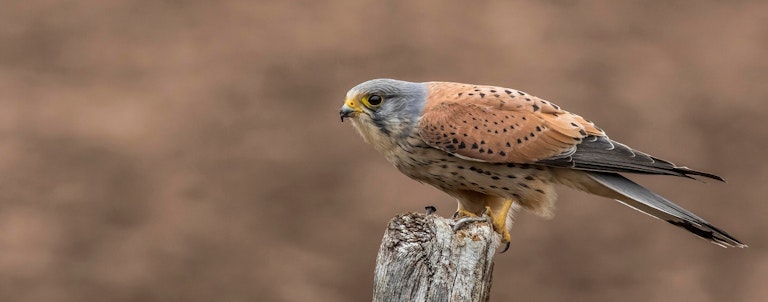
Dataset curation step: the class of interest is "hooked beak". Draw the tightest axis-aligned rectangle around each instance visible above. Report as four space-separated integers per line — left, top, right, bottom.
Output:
339 98 363 122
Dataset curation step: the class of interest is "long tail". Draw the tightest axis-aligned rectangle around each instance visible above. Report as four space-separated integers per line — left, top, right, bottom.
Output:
584 172 746 248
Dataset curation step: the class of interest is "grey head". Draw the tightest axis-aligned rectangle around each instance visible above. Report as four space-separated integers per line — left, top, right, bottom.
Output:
339 79 428 138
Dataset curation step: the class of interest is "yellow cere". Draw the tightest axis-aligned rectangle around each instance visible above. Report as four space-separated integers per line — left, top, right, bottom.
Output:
345 98 363 112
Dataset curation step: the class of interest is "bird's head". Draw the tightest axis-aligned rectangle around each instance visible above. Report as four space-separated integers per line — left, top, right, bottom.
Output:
339 79 428 149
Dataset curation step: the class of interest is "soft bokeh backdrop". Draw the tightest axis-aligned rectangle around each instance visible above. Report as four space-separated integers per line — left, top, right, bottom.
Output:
2 1 767 301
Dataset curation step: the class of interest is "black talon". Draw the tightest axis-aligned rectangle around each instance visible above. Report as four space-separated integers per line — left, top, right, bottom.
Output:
452 216 488 231
452 211 459 218
500 241 511 253
425 206 437 215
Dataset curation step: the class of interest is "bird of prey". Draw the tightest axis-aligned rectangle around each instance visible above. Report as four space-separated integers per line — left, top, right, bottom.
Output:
339 78 745 248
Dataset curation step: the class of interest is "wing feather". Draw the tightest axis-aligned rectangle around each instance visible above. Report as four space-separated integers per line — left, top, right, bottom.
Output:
418 82 595 163
418 82 722 181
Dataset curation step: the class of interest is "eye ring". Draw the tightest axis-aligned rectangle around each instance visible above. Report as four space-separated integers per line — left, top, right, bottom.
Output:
367 95 383 106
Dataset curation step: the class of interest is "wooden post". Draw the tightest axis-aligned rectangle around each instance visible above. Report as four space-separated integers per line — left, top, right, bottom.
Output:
373 212 501 302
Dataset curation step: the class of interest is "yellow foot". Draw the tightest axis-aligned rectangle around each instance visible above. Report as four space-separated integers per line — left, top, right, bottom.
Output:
454 209 479 218
454 201 514 243
485 203 513 243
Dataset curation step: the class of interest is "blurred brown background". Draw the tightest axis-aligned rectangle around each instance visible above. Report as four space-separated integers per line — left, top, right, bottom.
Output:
1 1 767 301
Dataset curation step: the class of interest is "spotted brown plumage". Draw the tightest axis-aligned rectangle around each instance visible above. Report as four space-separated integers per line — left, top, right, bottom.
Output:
420 82 604 163
339 78 745 248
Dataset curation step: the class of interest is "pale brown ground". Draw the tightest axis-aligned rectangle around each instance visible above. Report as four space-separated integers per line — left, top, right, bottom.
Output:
1 1 767 301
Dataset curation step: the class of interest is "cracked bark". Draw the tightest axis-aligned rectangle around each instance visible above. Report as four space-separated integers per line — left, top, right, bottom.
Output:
373 212 501 302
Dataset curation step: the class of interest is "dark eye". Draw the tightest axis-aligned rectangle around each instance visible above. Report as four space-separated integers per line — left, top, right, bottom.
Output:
368 95 383 106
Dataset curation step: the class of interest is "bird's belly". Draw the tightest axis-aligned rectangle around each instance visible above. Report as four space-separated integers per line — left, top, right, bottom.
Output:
388 147 556 215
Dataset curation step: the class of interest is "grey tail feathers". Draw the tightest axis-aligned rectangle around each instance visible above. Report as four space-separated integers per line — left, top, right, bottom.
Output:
587 172 746 248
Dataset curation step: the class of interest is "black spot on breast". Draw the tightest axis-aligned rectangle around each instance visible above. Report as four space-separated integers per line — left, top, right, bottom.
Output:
518 91 526 96
458 92 463 97
487 149 493 154
506 142 511 147
535 126 542 132
499 151 506 156
458 142 466 149
517 138 522 144
535 189 545 194
505 90 512 94
471 143 478 149
478 148 485 153
506 174 517 178
524 175 535 180
518 183 530 189
579 129 587 136
491 176 500 180
452 138 459 143
479 93 486 98
457 165 465 169
506 163 516 168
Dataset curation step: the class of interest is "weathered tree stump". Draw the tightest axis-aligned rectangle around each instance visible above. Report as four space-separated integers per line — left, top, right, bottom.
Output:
373 212 502 302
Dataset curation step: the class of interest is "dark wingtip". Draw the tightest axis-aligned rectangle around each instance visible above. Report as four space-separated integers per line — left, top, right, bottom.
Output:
666 220 746 248
676 166 725 182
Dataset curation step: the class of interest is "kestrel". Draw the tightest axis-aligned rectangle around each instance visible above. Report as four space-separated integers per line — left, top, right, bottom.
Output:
339 79 745 248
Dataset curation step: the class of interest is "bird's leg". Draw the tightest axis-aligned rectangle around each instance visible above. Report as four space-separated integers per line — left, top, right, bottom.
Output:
486 199 514 243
